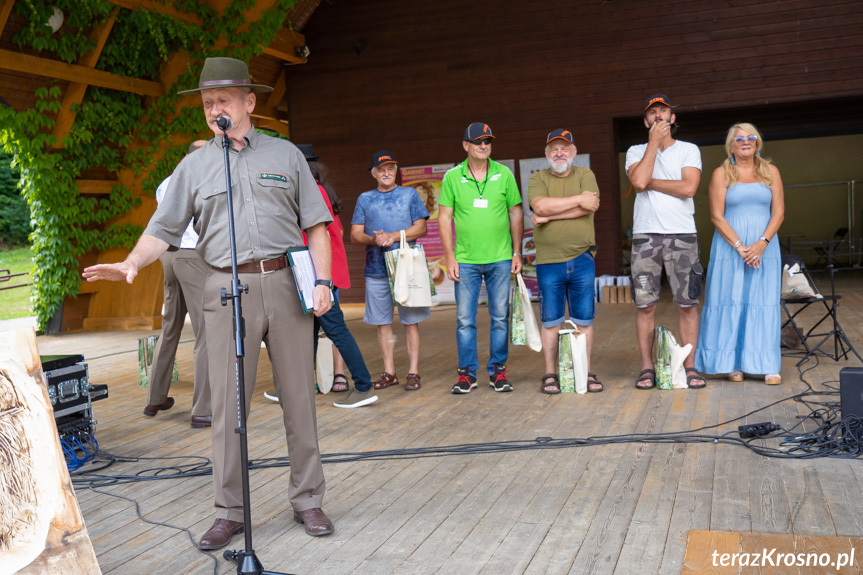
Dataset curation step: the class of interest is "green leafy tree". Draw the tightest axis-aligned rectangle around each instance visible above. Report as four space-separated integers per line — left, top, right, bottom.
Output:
0 151 29 247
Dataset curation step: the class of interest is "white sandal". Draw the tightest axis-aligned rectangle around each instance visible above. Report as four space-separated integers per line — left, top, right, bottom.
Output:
727 370 744 382
764 374 782 385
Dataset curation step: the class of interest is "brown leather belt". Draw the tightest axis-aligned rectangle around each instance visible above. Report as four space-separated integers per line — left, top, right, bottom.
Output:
214 255 287 274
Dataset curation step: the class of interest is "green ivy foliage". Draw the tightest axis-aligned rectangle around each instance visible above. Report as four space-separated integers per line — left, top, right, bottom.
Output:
0 0 299 330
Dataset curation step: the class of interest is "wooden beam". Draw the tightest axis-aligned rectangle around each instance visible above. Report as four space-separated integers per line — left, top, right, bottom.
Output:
261 28 307 64
76 180 119 195
105 0 201 26
53 7 120 147
0 0 16 38
261 69 286 115
251 116 290 139
0 49 163 96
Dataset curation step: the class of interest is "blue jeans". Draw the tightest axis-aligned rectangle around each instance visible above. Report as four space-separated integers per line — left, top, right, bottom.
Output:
454 260 511 378
314 290 373 392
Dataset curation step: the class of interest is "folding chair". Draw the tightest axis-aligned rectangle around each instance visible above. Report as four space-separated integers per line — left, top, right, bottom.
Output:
781 253 862 366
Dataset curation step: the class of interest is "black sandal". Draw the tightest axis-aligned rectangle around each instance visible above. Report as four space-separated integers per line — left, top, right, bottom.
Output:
331 374 349 393
541 374 561 395
635 369 656 390
685 368 706 389
587 373 603 393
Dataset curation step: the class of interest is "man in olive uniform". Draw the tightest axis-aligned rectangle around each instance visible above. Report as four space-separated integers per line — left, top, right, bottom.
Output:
84 57 336 549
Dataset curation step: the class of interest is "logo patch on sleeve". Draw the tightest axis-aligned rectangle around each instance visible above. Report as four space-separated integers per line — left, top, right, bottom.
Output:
260 173 287 182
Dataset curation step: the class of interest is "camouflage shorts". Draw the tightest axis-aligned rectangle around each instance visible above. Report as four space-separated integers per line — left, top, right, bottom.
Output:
630 233 703 308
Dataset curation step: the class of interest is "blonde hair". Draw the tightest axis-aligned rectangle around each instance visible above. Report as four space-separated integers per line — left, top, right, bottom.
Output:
722 122 772 187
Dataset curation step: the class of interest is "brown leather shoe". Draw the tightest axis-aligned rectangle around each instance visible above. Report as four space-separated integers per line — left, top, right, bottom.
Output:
143 397 174 417
191 415 212 428
198 518 244 550
373 372 399 390
293 508 334 536
405 373 421 391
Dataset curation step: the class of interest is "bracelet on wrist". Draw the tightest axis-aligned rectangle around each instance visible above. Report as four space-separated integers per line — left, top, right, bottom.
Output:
733 240 741 249
760 236 770 245
513 252 521 257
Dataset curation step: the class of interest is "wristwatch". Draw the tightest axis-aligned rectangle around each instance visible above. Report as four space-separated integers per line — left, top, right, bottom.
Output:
314 279 334 289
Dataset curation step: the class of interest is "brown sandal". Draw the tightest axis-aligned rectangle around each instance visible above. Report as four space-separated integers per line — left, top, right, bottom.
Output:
405 373 421 390
541 374 561 395
373 372 399 390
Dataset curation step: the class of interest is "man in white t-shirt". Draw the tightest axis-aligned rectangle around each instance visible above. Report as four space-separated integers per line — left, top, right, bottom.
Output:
625 94 706 390
144 140 213 426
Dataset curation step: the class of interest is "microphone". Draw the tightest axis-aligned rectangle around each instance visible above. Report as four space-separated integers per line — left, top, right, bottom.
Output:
216 116 233 131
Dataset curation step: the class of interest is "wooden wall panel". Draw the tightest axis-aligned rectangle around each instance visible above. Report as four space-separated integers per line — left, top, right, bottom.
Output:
283 0 863 303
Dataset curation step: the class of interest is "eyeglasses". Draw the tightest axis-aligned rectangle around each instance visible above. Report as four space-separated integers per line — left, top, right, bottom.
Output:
733 135 758 143
470 138 493 146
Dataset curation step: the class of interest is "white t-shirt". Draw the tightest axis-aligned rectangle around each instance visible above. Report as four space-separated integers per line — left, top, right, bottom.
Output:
155 175 198 249
625 140 702 234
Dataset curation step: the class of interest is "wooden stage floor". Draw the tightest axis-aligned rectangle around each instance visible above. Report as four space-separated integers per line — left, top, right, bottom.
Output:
31 273 863 574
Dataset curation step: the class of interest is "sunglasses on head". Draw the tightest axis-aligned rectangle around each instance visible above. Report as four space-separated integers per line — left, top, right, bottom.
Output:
470 138 493 146
733 135 758 142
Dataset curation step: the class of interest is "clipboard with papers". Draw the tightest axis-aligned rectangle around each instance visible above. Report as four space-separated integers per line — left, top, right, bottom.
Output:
286 247 333 313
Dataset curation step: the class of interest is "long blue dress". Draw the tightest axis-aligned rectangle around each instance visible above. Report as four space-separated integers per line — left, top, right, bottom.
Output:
695 182 781 375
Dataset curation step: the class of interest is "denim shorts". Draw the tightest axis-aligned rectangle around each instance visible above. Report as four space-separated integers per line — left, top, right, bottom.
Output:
363 276 430 326
536 252 595 328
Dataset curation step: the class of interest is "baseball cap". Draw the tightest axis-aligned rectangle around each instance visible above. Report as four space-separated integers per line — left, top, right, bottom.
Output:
643 94 675 112
369 150 397 170
546 129 574 145
463 122 495 142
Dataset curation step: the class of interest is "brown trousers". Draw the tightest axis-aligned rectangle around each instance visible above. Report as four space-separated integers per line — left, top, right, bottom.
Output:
147 248 211 416
204 266 325 521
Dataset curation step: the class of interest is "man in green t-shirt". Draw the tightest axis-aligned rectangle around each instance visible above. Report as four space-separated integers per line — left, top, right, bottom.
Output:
439 122 524 394
527 129 601 394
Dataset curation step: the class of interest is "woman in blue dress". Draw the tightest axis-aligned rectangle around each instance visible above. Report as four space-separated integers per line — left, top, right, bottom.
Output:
695 123 785 384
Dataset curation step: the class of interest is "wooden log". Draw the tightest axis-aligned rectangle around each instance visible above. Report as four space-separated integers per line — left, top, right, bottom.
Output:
0 329 101 575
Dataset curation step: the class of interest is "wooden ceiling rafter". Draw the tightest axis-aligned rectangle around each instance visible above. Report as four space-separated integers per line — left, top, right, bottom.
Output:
52 6 121 148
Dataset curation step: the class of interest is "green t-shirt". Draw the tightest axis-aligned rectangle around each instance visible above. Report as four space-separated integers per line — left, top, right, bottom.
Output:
527 167 599 265
439 159 522 264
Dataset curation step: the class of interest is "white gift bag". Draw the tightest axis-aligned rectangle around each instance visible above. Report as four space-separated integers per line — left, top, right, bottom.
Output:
393 230 433 307
558 320 588 394
516 273 542 352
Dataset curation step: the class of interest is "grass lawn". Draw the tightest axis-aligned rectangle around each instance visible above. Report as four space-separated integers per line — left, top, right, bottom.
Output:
0 247 34 320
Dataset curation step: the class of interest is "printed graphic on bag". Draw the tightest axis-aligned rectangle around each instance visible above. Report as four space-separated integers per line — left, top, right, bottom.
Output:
511 283 526 346
653 327 673 390
558 333 575 393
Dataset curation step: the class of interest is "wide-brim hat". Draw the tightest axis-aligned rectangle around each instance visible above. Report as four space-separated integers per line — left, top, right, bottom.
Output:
178 57 274 95
296 144 319 162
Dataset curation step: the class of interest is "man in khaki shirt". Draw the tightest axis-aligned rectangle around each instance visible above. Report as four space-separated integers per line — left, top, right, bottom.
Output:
528 129 600 394
84 57 336 549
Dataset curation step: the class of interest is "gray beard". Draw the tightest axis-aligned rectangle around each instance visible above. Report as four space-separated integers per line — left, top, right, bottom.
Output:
549 158 572 174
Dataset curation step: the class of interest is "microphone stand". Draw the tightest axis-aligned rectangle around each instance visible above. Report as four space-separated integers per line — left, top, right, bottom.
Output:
215 119 290 575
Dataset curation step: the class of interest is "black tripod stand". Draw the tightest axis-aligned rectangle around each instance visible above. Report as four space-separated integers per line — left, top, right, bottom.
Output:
799 239 862 365
213 117 291 575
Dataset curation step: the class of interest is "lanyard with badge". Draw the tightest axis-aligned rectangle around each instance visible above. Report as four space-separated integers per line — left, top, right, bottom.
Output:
468 161 489 208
